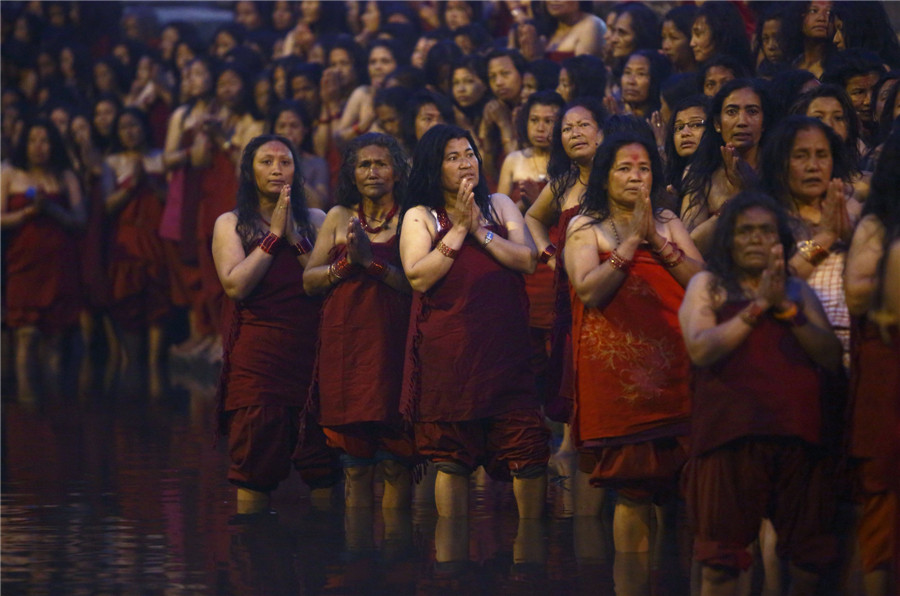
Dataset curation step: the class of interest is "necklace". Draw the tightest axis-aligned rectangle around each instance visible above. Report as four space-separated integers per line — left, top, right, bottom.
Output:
609 218 621 246
358 201 398 234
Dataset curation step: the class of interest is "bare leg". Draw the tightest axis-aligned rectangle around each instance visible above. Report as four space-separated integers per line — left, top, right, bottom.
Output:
344 465 375 508
435 516 469 564
435 470 469 518
759 518 781 595
513 475 546 519
43 332 65 392
413 462 436 508
513 518 546 565
574 469 606 517
148 324 165 398
380 461 412 510
613 497 652 596
14 327 40 403
701 564 740 596
236 487 270 514
787 563 820 596
863 568 889 596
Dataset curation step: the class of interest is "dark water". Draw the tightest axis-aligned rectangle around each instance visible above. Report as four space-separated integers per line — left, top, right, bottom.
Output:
1 359 689 596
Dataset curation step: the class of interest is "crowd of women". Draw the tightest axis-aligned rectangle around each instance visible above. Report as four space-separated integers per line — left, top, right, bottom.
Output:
2 1 899 594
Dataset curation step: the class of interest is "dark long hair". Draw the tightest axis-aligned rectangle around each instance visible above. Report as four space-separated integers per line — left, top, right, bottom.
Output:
336 132 409 209
266 100 313 153
401 124 495 229
790 84 861 169
694 2 752 69
109 107 151 154
560 54 606 101
706 191 795 300
664 94 710 193
681 79 772 222
863 118 900 309
547 98 607 208
515 90 565 150
234 134 311 251
580 131 666 224
759 115 851 209
12 118 72 176
622 49 672 114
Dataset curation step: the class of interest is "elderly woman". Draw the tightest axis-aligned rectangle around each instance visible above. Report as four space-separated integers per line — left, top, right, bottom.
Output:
211 134 339 515
1 118 86 402
760 115 858 366
564 131 702 593
398 124 549 520
302 133 414 510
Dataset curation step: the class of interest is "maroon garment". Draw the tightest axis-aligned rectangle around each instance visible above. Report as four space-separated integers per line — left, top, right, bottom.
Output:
690 301 823 456
78 172 111 310
401 208 538 422
545 50 575 64
218 242 323 415
512 179 554 329
315 238 411 427
108 174 170 330
4 192 81 332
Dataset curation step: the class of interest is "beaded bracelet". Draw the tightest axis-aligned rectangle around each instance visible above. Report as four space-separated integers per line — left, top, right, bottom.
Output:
258 232 283 255
366 258 388 280
539 244 557 264
293 236 313 256
663 245 686 268
608 249 631 272
797 240 829 266
437 240 459 259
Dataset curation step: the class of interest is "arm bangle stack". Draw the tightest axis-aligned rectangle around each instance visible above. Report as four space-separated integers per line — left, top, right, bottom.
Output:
328 256 357 284
437 240 459 259
293 236 314 256
539 244 557 264
608 249 632 272
258 232 283 255
366 258 388 280
797 240 829 266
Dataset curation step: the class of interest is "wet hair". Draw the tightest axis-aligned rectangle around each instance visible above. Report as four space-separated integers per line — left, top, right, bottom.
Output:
327 34 368 86
663 5 698 41
662 72 702 111
778 2 836 68
759 115 852 208
681 79 772 222
547 97 608 208
373 86 408 113
217 62 258 119
336 132 409 209
525 59 561 94
699 54 751 95
234 134 311 252
184 55 219 108
266 100 313 153
485 48 528 76
767 68 819 124
791 83 861 167
11 118 72 175
822 48 884 88
516 90 565 150
664 95 710 192
383 65 426 90
453 23 492 55
706 191 796 300
109 106 151 153
615 3 661 52
402 90 455 152
560 54 606 101
451 55 489 123
876 81 900 144
368 38 407 71
621 50 672 114
211 23 245 52
832 1 900 69
752 6 788 68
402 123 495 228
425 40 464 94
580 131 666 223
694 2 752 69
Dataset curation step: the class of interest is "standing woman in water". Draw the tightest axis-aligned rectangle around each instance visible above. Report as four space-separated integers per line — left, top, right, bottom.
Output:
212 134 339 515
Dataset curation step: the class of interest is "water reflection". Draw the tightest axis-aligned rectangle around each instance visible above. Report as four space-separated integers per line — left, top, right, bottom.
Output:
1 358 691 595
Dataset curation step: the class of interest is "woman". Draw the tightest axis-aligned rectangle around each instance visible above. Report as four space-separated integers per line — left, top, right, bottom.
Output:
689 2 752 69
556 54 606 104
754 7 787 71
761 115 857 365
781 1 837 79
564 132 702 593
269 101 329 210
792 84 863 167
402 90 455 156
313 35 366 163
660 5 698 74
620 50 671 120
212 134 338 515
398 124 548 520
451 56 490 148
161 55 219 358
92 93 122 155
607 3 660 69
664 95 709 195
844 123 900 596
102 108 170 394
0 119 86 402
333 39 403 149
303 133 414 510
542 0 606 61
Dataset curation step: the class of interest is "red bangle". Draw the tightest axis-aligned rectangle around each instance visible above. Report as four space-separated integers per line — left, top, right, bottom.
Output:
328 255 357 283
437 240 459 259
539 244 557 264
258 232 283 255
293 236 313 256
366 258 388 279
608 249 631 272
739 301 766 327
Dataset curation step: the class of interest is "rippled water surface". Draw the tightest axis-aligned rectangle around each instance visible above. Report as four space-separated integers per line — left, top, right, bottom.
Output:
1 361 690 595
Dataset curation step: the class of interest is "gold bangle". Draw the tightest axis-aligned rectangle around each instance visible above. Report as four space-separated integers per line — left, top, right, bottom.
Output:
797 240 829 266
437 240 459 259
608 249 631 272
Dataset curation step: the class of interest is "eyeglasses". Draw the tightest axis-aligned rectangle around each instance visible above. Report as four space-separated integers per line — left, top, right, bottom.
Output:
674 120 705 133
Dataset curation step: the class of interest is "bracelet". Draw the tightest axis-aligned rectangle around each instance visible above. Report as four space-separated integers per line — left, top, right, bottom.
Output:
662 243 685 268
797 240 829 266
258 232 283 255
773 301 808 326
539 244 557 264
437 240 459 259
482 230 494 248
366 258 388 279
328 256 356 284
739 301 766 327
652 239 670 256
293 236 313 256
608 249 631 272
